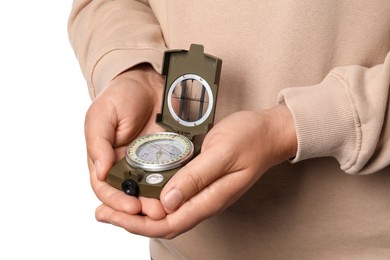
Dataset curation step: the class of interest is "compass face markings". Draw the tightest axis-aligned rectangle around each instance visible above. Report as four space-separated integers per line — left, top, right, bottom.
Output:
126 132 194 172
137 140 181 163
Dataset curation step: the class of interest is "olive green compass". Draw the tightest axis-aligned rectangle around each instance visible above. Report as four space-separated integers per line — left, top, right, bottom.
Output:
107 44 222 198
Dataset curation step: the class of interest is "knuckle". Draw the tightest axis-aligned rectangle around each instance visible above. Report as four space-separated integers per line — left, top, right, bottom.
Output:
187 167 205 193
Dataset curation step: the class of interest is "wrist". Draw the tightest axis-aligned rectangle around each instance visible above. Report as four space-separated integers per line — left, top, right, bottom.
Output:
112 63 164 104
263 104 297 163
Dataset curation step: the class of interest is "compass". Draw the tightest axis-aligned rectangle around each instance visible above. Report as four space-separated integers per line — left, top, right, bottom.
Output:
107 44 222 198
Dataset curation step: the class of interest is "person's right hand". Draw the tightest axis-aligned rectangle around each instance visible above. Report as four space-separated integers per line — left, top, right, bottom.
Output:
84 64 167 220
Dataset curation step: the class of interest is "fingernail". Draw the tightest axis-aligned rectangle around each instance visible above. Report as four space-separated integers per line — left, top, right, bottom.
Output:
94 160 102 180
164 189 183 210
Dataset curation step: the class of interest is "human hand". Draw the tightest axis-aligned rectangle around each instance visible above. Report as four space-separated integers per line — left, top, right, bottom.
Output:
85 64 168 220
95 105 297 238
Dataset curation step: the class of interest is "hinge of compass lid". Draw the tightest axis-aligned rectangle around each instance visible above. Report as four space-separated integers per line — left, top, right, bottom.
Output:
177 130 193 139
156 113 195 139
156 112 213 140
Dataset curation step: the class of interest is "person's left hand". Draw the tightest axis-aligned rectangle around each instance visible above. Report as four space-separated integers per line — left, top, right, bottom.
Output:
95 105 297 239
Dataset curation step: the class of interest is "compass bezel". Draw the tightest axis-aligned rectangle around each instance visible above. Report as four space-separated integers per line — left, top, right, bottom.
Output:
126 132 194 172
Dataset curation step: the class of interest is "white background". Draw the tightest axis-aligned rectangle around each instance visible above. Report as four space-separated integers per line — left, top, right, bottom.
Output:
0 1 150 259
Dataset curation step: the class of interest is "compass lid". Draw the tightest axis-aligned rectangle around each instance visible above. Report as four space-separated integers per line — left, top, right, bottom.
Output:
156 44 222 138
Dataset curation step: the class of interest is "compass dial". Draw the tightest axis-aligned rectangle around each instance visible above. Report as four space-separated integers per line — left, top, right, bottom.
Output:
126 132 194 172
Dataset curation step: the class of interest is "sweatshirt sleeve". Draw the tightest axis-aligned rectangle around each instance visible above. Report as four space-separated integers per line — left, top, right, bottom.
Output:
277 51 390 175
68 0 166 98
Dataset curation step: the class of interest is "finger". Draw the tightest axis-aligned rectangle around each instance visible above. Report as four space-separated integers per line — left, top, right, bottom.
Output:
95 204 160 237
95 172 250 239
89 158 142 214
160 147 232 212
95 202 200 239
139 197 166 220
96 182 234 239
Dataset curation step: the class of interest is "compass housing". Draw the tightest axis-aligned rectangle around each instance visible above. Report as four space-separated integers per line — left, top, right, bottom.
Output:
107 44 222 198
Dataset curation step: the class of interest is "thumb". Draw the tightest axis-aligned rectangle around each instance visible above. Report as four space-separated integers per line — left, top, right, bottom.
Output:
85 101 117 181
86 136 116 181
160 149 228 212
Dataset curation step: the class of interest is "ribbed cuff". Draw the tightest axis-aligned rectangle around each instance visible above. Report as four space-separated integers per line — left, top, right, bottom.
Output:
277 73 360 173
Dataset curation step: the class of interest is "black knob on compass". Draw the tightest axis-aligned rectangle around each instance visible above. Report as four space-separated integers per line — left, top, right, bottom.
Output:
121 179 139 196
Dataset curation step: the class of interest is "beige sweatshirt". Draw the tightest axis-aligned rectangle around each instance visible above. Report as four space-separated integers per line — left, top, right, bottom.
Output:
68 0 390 259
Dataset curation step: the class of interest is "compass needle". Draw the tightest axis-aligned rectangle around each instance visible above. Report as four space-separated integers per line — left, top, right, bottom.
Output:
156 150 162 162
